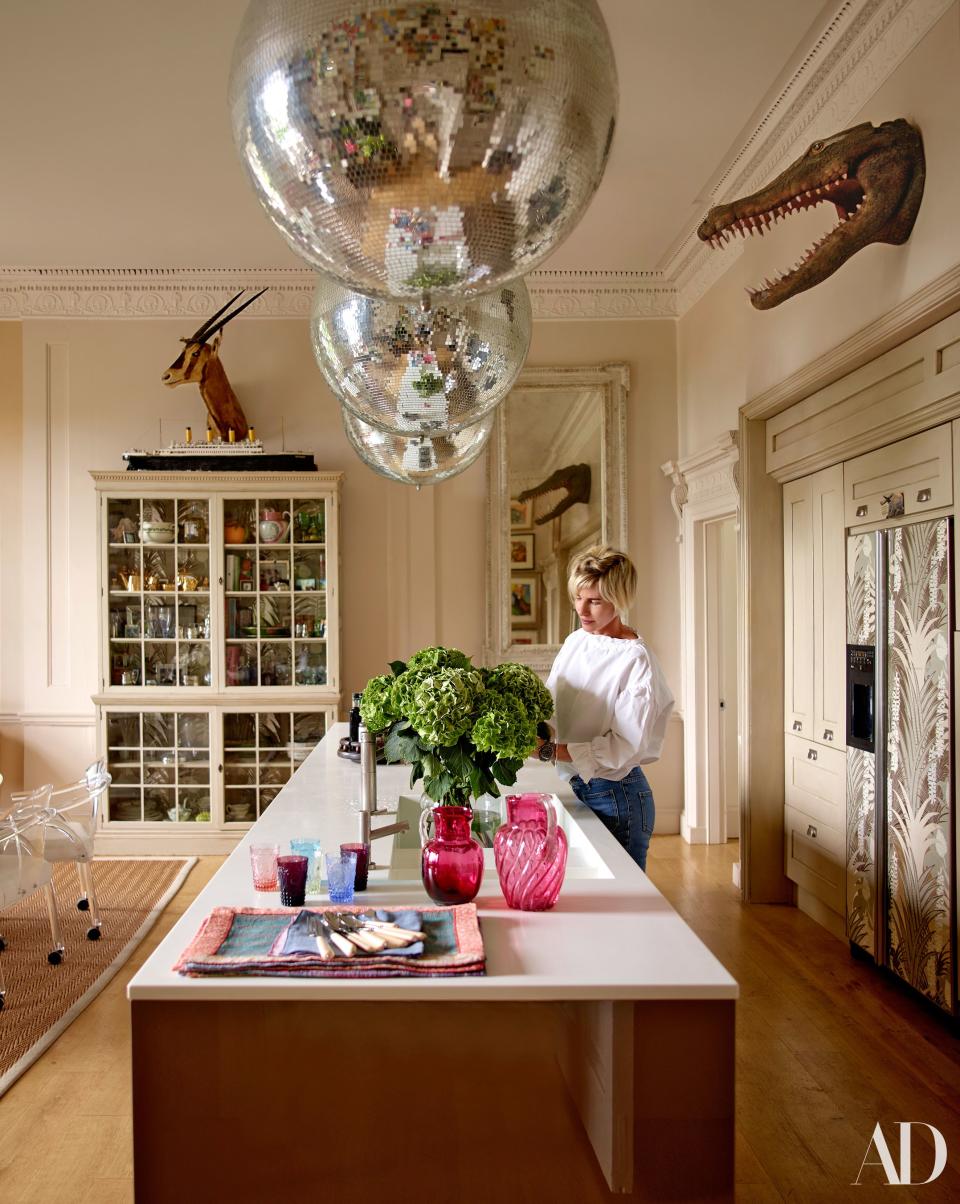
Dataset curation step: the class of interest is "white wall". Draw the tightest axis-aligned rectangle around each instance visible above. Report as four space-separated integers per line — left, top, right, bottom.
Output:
678 4 960 453
0 313 684 823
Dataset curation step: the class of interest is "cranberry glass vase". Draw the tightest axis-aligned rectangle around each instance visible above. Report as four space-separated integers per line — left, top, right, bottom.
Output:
420 804 484 905
494 793 568 910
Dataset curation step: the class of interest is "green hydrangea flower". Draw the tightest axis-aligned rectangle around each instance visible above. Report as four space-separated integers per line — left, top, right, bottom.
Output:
406 645 473 673
485 662 554 724
408 668 478 746
471 693 537 761
359 674 399 733
391 667 429 716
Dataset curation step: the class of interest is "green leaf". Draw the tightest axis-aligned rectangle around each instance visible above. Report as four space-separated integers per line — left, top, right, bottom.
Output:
491 758 523 786
440 742 475 780
409 761 424 786
424 771 455 802
384 725 421 764
389 660 408 677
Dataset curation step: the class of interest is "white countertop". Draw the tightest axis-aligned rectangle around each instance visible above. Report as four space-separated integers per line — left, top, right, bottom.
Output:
127 725 738 1002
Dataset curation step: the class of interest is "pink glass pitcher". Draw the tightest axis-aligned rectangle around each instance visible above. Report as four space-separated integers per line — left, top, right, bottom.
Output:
494 793 568 910
419 804 484 905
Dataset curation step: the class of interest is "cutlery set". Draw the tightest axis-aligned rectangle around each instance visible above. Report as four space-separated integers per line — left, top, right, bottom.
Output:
306 911 425 960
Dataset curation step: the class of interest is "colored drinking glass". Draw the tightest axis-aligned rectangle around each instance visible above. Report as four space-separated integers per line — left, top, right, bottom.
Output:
340 842 370 891
325 852 357 904
277 854 309 906
290 838 323 893
249 843 279 891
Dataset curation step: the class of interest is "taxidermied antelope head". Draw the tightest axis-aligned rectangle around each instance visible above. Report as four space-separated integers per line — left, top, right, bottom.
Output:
162 288 267 439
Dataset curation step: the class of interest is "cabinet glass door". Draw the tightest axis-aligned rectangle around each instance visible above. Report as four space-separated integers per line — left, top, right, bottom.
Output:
223 496 327 687
223 710 329 822
105 710 211 822
106 497 212 689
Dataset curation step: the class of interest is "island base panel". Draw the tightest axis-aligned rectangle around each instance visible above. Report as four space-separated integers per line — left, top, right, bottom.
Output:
132 998 733 1202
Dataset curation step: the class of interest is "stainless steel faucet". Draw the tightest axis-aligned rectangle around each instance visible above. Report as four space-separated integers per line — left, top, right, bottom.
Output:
358 724 409 859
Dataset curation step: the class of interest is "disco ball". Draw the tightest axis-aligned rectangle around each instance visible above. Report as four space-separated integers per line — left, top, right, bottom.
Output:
311 275 530 435
229 0 617 301
342 405 494 485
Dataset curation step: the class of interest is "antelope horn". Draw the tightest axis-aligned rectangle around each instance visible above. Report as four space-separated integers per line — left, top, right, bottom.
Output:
204 287 269 340
185 290 246 344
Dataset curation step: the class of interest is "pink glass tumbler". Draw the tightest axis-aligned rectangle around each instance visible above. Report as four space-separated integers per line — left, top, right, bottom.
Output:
249 843 279 891
494 794 568 910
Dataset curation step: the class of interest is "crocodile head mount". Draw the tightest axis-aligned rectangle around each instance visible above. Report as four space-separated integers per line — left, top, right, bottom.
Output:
697 119 925 310
518 463 591 525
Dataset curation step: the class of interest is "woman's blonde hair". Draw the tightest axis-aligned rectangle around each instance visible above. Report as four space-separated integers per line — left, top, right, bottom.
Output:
567 546 637 616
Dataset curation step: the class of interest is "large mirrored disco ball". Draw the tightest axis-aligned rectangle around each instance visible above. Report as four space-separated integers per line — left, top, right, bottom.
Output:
311 275 530 435
229 0 617 301
342 404 493 484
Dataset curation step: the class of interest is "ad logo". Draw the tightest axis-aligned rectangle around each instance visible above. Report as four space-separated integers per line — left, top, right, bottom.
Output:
854 1123 947 1186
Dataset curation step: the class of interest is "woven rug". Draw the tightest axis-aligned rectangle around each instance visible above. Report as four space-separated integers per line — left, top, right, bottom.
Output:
0 856 195 1097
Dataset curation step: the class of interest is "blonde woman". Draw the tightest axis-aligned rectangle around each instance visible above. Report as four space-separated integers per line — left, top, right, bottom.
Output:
535 547 674 871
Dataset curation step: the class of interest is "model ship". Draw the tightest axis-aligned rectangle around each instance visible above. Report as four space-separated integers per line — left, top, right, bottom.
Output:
123 430 316 472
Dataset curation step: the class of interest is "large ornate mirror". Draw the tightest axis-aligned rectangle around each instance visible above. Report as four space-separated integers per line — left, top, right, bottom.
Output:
485 364 629 672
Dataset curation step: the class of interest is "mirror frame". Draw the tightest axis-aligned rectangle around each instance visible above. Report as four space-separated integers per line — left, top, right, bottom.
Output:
484 362 629 672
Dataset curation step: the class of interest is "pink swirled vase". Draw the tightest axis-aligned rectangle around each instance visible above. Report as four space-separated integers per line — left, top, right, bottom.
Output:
494 793 568 911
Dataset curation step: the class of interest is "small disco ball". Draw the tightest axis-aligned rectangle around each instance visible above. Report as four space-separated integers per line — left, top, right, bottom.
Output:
311 274 530 435
229 0 617 301
342 404 493 484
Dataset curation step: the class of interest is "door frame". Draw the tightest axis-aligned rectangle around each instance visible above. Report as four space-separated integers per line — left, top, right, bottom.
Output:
663 433 740 846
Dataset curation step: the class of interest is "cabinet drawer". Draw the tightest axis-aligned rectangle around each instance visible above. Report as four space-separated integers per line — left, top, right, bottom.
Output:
844 424 952 526
784 733 846 825
784 803 844 914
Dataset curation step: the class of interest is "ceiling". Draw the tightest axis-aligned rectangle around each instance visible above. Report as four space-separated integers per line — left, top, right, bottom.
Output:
0 0 832 275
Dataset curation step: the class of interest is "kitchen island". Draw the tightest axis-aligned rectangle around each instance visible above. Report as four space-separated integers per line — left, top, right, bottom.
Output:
128 724 737 1202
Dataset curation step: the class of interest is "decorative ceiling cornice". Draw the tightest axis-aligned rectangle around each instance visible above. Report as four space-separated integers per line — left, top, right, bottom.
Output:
0 266 677 322
0 0 946 323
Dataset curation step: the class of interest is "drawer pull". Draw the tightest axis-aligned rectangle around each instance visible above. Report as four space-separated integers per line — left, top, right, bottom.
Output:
806 824 818 839
823 729 833 741
856 504 868 518
792 720 802 732
807 749 818 761
917 488 932 503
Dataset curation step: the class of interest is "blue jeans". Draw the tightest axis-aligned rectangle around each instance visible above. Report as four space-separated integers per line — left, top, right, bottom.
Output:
570 766 655 871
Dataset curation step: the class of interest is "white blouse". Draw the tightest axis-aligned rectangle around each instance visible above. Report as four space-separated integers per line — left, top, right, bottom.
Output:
546 628 674 783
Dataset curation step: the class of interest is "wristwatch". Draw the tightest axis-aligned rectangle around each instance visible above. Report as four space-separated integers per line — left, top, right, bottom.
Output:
537 740 557 763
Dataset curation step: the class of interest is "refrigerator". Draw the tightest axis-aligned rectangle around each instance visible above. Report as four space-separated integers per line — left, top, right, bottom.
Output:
846 517 956 1015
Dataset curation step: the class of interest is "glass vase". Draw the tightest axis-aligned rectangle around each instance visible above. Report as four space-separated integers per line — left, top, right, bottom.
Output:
420 804 484 905
494 793 568 910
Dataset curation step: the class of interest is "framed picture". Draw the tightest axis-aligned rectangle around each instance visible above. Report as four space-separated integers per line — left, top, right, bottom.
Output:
509 532 535 569
510 498 532 528
510 575 539 627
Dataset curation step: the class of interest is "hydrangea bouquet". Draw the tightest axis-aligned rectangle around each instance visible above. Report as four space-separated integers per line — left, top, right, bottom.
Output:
359 646 554 807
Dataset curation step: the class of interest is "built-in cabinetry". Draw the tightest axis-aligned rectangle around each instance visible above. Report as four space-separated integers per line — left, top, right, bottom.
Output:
91 471 342 852
781 464 846 922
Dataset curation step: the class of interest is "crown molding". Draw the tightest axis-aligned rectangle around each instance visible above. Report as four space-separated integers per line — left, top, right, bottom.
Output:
0 0 947 324
0 266 679 321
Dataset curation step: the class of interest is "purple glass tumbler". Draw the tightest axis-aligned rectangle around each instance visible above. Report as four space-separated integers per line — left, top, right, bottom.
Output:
276 854 309 907
340 842 370 891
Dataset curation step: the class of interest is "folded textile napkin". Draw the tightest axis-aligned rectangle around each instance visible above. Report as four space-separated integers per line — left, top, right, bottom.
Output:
174 903 485 978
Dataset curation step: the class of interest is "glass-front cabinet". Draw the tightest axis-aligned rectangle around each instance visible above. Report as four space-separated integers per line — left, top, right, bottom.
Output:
91 472 342 851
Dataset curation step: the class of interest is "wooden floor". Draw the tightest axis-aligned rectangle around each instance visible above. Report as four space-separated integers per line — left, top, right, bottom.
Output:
0 840 958 1202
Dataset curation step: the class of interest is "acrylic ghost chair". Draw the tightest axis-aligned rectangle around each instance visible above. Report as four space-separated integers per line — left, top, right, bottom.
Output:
9 762 111 941
0 796 67 1011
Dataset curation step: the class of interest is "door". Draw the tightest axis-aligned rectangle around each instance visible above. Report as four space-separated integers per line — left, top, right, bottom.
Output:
884 518 954 1013
705 516 739 841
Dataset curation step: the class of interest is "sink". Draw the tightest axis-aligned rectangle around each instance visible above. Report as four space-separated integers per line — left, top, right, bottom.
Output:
382 795 614 880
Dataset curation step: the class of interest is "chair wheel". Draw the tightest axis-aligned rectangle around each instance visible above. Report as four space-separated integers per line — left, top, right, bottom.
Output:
87 927 101 941
77 898 90 911
0 937 5 952
48 950 63 965
0 996 5 1011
